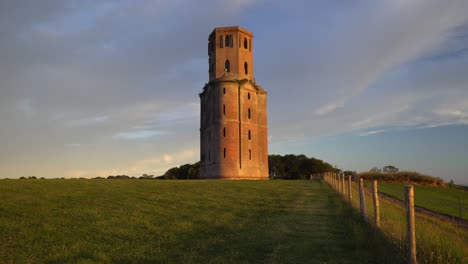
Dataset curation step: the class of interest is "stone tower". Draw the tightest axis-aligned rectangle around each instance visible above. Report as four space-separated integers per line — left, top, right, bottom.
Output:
199 26 268 179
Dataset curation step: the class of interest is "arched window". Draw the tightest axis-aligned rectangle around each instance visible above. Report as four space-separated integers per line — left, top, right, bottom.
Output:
248 130 251 140
248 92 250 100
249 149 252 160
244 62 248 75
248 108 251 119
223 104 226 115
224 148 226 158
225 60 230 72
225 35 233 47
249 39 251 52
219 35 224 48
244 38 248 49
223 127 226 137
223 87 226 94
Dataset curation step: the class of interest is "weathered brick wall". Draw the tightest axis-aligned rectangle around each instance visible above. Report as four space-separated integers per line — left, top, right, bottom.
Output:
200 26 268 179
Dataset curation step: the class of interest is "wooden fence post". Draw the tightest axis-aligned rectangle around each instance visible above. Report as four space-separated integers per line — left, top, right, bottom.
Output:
341 175 345 195
359 178 367 222
372 180 380 229
348 175 352 203
333 173 336 188
338 175 342 193
405 185 417 264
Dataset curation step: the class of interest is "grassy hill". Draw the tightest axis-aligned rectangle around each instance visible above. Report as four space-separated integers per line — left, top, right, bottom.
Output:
0 179 402 263
364 182 468 220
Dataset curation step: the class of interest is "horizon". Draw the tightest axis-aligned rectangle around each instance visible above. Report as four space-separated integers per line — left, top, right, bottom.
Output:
1 1 468 184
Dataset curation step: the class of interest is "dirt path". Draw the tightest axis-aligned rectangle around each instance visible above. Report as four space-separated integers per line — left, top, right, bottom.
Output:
377 191 468 228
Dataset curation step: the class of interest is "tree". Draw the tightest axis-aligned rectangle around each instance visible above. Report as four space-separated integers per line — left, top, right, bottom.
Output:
162 167 180 179
268 154 336 179
268 155 285 179
343 170 357 177
187 162 200 179
383 165 399 173
370 167 381 172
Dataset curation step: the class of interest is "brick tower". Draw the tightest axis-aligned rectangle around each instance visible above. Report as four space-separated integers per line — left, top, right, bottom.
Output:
199 26 268 179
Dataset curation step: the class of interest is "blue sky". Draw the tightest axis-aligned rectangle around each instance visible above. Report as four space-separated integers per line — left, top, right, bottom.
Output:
0 0 467 184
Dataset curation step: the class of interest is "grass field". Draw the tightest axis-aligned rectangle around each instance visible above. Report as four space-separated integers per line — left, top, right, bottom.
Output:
345 181 468 263
363 182 468 219
0 179 403 263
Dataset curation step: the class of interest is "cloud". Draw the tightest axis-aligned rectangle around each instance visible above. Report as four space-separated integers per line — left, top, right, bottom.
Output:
113 130 164 140
17 98 34 119
1 0 468 180
358 130 386 137
315 101 344 116
66 115 109 127
260 0 468 140
64 143 81 148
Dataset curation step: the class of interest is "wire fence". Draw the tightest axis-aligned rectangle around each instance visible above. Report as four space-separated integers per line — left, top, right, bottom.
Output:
319 172 468 264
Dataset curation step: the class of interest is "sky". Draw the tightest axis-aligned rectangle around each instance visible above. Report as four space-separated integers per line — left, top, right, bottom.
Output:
1 0 468 184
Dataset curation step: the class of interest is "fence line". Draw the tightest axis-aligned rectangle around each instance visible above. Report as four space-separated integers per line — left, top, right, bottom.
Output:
323 173 414 263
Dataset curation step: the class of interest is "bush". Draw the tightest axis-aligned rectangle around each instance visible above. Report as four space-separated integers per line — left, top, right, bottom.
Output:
357 171 445 186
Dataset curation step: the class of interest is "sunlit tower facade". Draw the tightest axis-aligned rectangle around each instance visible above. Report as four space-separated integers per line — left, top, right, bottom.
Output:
199 26 268 179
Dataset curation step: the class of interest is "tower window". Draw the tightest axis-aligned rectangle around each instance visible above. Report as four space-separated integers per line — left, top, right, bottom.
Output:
223 127 226 137
239 37 241 48
249 149 252 160
223 87 226 94
248 130 251 140
219 35 223 48
223 104 226 115
225 60 230 72
244 62 248 75
224 148 226 158
244 38 248 49
248 108 251 119
248 92 250 100
249 39 251 52
225 35 233 47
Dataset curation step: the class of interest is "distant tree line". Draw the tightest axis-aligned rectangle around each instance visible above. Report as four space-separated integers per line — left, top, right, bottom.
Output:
370 165 399 173
268 154 336 179
19 176 45 180
159 162 200 179
14 154 337 180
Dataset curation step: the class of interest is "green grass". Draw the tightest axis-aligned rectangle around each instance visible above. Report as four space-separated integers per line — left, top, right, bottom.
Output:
340 180 468 264
0 179 402 263
364 182 468 219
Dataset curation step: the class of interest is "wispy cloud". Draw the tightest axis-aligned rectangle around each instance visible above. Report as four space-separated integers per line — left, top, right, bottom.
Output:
66 115 109 127
358 130 386 137
113 130 164 140
1 0 468 183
